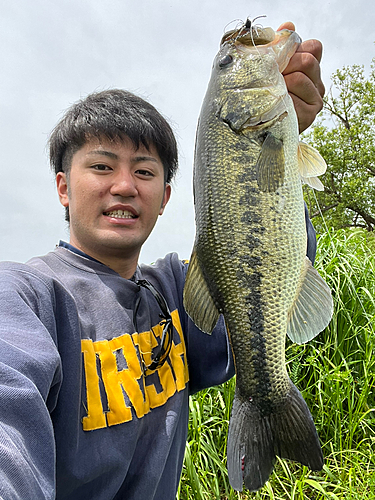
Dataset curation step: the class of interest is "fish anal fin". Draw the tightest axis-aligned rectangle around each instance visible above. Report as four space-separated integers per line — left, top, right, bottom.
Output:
183 249 220 334
256 132 285 193
287 257 333 344
298 141 327 191
227 383 323 492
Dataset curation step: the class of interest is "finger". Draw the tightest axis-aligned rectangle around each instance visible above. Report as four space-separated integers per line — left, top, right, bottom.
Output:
277 23 323 64
277 28 324 96
290 94 320 133
296 39 323 63
277 22 295 31
283 51 325 99
285 73 324 133
284 72 323 108
290 96 321 134
275 23 325 132
291 98 310 133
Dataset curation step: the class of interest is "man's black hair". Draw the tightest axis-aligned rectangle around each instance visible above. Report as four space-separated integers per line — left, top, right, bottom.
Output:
49 89 178 184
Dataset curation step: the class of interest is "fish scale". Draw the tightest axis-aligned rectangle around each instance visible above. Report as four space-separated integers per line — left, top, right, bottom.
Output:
184 22 333 492
198 113 302 400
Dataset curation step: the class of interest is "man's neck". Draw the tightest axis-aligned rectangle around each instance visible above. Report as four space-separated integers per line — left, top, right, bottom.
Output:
100 255 139 279
65 241 139 279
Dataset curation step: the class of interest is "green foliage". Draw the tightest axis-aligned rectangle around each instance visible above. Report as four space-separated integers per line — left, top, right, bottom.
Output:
303 59 375 233
178 229 375 499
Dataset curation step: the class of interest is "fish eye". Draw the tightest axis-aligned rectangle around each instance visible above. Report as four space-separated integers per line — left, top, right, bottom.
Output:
218 54 233 68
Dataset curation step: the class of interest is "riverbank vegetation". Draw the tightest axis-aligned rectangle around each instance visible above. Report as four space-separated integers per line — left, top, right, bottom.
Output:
178 229 375 499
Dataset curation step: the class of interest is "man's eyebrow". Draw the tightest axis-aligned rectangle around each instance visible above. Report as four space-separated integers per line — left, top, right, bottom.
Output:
86 150 119 159
132 155 159 163
86 151 159 162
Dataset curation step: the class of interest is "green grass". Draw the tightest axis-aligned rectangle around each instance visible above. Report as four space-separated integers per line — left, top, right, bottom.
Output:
177 228 375 499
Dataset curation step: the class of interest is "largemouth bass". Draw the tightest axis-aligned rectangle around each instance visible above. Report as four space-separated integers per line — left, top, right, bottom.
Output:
183 21 333 492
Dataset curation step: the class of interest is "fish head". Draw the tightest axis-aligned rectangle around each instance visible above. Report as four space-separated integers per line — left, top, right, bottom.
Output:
220 24 301 72
208 24 301 133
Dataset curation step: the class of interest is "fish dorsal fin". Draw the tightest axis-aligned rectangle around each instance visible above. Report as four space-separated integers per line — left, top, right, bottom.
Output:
298 141 327 191
183 248 220 334
287 257 333 344
256 132 285 192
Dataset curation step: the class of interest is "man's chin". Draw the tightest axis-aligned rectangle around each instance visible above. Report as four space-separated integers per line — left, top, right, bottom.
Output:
95 234 146 255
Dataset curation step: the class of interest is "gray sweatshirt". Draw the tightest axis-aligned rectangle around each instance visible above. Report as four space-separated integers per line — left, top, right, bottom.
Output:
0 211 316 499
0 246 233 500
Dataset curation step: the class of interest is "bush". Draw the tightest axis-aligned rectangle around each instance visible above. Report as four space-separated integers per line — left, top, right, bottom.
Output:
178 229 375 499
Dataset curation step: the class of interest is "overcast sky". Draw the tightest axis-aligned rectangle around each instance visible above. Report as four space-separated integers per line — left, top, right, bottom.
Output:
0 0 373 265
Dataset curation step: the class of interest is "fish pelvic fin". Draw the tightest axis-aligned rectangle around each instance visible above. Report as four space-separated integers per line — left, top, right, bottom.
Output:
183 248 220 333
287 257 333 344
298 141 327 191
227 383 323 492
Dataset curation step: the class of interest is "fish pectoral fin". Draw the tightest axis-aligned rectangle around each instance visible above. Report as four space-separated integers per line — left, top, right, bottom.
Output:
256 132 285 192
302 175 325 191
298 141 327 191
183 249 220 334
287 257 333 344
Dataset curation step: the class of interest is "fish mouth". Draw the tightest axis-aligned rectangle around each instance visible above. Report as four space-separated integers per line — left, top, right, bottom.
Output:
221 24 276 48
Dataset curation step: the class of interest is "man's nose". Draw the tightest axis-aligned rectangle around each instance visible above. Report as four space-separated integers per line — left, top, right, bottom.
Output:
109 171 138 197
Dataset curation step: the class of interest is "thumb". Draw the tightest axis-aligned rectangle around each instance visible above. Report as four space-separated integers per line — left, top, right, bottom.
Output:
277 22 295 31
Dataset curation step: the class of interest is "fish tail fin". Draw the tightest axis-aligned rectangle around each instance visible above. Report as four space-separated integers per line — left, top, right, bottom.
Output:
272 383 324 471
227 393 275 491
227 383 323 492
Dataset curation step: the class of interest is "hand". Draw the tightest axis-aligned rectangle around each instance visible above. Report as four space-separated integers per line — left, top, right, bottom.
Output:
278 22 325 133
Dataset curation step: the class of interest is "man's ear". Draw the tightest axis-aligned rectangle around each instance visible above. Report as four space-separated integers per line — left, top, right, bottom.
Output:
56 172 69 208
159 184 171 215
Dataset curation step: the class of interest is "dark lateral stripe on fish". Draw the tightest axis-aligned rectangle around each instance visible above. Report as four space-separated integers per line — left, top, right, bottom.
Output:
184 22 332 494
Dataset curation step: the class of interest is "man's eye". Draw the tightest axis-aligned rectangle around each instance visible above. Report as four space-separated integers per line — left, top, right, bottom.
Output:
92 164 111 171
136 169 154 177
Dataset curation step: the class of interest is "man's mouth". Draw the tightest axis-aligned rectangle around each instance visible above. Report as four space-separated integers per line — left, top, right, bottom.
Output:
103 210 138 219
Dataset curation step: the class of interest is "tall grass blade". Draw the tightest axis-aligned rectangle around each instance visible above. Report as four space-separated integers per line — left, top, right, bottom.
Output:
181 228 375 499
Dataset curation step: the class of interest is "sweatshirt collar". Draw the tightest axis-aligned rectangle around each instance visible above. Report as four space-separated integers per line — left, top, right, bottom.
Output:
57 240 139 282
58 240 103 264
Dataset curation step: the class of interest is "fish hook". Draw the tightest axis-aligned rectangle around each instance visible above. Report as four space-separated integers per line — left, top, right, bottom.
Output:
244 15 267 46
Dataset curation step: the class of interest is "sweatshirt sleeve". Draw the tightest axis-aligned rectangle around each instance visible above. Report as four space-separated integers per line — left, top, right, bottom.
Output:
0 266 62 500
186 314 235 395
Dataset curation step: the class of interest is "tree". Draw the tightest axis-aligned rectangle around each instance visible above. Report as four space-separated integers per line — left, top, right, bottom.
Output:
303 58 375 233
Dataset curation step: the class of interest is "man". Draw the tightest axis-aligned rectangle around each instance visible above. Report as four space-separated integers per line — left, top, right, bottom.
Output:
0 25 324 500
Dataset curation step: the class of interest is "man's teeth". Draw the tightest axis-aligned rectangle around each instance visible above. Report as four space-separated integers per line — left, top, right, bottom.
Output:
105 210 136 218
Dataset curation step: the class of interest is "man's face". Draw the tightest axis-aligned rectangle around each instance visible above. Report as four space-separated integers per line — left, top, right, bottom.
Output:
56 136 171 266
